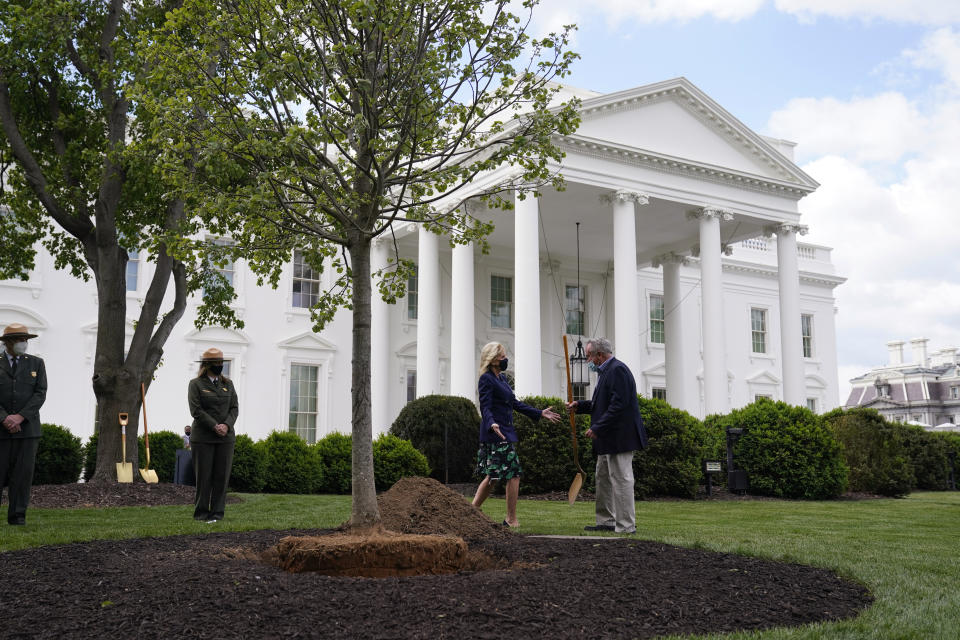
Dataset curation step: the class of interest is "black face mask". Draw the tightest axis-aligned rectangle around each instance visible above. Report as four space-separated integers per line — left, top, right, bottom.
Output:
498 358 508 371
209 364 224 376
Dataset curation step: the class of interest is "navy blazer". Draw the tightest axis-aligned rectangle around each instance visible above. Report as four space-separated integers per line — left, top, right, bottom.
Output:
0 353 48 439
575 357 647 456
477 370 543 443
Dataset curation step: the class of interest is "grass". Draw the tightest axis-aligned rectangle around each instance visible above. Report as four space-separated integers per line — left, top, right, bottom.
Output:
2 490 959 639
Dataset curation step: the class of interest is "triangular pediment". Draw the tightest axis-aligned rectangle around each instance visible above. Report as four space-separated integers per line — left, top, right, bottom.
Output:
185 326 250 345
863 398 905 410
278 330 337 351
573 78 817 188
746 370 781 385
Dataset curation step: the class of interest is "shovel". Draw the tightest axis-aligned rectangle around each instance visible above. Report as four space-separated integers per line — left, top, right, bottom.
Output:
116 413 133 483
562 335 586 505
139 383 159 483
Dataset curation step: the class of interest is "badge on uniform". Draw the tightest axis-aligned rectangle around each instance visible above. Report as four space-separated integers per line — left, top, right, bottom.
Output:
222 387 227 392
31 371 36 377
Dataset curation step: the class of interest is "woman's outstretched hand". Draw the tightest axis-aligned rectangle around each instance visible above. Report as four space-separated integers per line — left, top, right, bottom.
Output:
541 406 561 423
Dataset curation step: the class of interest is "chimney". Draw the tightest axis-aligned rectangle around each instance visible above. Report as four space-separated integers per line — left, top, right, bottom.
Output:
910 338 929 367
887 340 904 366
941 347 959 366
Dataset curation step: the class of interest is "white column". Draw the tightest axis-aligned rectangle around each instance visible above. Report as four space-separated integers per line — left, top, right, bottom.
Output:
774 223 807 406
607 190 648 376
370 238 390 432
690 207 732 415
450 241 476 400
514 192 541 396
657 252 688 410
416 226 441 397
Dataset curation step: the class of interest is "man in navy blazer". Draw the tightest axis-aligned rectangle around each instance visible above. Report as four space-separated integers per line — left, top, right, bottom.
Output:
568 337 647 534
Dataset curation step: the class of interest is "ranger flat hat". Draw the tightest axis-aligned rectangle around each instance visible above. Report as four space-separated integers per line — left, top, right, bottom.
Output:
2 323 38 340
196 347 225 362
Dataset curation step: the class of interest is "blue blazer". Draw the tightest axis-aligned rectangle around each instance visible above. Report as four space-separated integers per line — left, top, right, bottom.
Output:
477 370 543 443
574 357 648 456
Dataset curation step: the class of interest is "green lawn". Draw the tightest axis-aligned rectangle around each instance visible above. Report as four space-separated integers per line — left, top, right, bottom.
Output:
2 490 958 640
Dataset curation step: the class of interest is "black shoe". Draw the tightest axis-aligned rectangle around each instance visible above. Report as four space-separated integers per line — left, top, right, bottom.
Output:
584 524 615 531
8 517 25 526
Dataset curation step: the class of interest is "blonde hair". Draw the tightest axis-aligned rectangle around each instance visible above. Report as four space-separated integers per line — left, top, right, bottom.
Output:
478 342 505 379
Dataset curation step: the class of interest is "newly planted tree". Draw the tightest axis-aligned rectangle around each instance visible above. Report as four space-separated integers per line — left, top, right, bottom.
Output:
143 0 579 529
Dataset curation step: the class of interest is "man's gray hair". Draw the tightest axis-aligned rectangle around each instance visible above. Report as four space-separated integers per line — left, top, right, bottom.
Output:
587 337 613 355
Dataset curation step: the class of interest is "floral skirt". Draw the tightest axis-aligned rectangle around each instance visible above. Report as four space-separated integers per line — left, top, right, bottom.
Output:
475 441 523 481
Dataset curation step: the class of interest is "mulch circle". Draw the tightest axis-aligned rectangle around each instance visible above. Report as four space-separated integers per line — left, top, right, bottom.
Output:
0 478 873 639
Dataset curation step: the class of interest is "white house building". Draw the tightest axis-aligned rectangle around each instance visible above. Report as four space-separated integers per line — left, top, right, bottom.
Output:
1 78 845 443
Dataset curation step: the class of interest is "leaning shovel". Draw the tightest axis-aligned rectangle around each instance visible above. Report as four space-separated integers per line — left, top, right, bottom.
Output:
562 335 586 505
139 383 159 483
116 413 133 483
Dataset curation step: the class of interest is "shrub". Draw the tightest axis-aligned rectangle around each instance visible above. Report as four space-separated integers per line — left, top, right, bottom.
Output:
633 398 707 499
711 398 847 499
230 434 266 493
898 424 951 490
514 395 592 495
82 432 99 482
313 432 352 494
34 424 83 485
260 431 323 494
372 433 430 491
134 430 183 483
389 395 480 483
823 408 914 497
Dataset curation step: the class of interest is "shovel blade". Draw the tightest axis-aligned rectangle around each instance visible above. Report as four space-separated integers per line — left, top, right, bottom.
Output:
139 468 159 483
567 472 584 505
116 462 133 483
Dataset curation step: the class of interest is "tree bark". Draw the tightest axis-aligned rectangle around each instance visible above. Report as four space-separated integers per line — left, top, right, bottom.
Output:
347 235 381 528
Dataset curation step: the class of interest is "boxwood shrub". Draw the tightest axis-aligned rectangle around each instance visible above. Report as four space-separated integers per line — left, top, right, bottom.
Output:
230 433 266 493
260 431 323 494
34 424 83 485
372 433 430 491
514 395 592 495
898 424 951 490
633 398 708 499
389 395 480 483
82 432 98 482
711 398 847 499
823 407 914 496
313 432 352 494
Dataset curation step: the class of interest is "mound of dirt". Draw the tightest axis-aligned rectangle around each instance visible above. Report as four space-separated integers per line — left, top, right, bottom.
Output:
377 476 508 542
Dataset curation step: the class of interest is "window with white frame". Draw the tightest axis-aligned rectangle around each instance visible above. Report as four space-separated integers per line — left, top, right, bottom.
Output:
751 308 767 354
951 386 959 400
806 397 818 413
406 267 418 320
649 294 665 344
755 394 772 402
292 249 321 309
565 285 586 336
126 250 140 292
652 387 667 400
801 314 814 358
203 237 235 292
406 369 417 403
289 364 318 444
490 275 512 329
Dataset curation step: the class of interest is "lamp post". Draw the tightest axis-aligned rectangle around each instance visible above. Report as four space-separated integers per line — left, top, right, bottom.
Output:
569 222 587 395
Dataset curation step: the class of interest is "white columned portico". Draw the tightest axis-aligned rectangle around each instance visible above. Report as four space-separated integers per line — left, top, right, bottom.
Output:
370 238 390 432
514 192 542 396
416 226 441 397
450 240 476 400
690 207 732 415
656 252 688 410
773 223 808 406
606 190 648 375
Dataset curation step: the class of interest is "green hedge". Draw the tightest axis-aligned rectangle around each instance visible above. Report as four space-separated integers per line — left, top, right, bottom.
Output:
259 431 323 494
389 395 480 483
230 433 266 492
313 432 352 494
34 424 83 485
82 432 98 482
135 430 182 483
824 408 914 497
633 398 708 499
513 395 591 494
710 398 847 499
899 424 951 490
372 433 430 491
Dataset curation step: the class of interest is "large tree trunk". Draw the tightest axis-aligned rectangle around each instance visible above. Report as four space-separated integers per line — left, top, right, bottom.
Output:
347 236 381 528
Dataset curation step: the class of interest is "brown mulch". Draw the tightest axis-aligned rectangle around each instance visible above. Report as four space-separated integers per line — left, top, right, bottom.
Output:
0 478 873 639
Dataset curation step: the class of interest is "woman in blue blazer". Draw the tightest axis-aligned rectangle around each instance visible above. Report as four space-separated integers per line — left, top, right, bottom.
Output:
471 342 560 527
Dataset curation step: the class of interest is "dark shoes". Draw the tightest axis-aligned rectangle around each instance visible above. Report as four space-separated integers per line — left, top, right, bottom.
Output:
8 517 25 526
583 524 615 531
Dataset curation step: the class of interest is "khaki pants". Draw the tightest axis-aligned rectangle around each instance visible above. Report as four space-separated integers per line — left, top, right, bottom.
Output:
594 451 636 533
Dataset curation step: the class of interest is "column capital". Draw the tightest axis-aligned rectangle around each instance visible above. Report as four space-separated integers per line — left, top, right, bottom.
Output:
687 206 734 222
652 252 689 268
600 189 650 206
763 222 809 237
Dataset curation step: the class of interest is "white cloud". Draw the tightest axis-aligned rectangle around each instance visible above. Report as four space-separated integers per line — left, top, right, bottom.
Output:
774 0 960 25
903 27 960 89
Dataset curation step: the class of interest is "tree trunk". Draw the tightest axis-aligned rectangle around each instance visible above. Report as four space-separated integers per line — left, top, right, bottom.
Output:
347 236 381 528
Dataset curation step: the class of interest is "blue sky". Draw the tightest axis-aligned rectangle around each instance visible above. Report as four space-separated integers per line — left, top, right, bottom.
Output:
529 1 960 402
